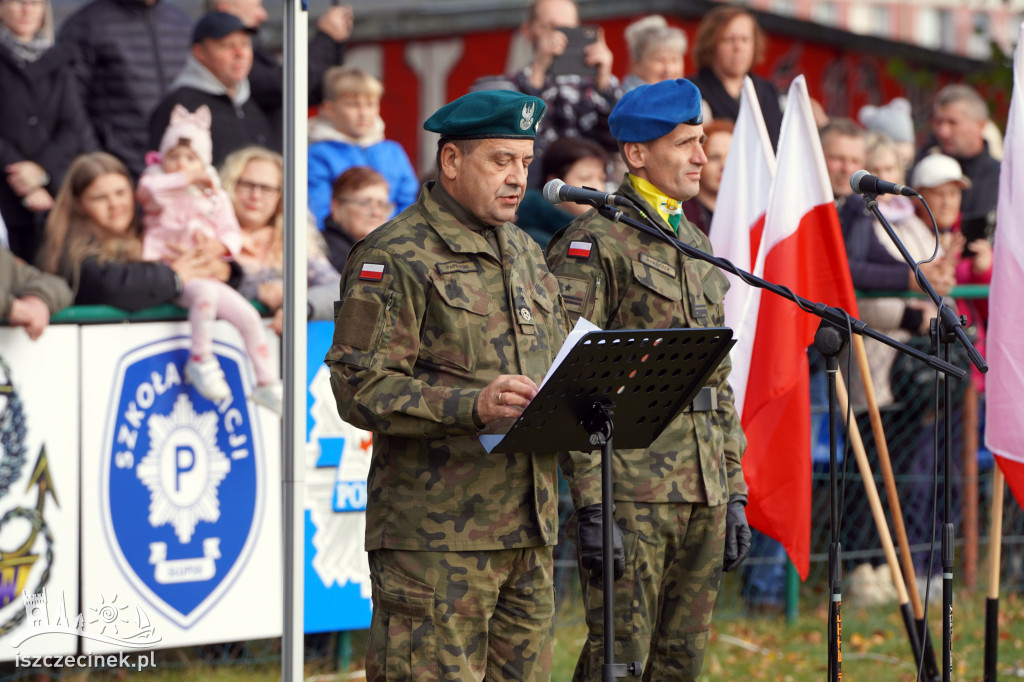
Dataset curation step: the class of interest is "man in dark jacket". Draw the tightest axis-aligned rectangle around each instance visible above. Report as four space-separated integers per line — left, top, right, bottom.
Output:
149 11 279 168
58 0 191 179
918 84 1001 225
210 0 353 131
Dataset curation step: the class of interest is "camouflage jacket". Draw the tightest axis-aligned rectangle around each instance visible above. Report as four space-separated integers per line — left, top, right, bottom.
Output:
325 182 568 552
546 177 747 508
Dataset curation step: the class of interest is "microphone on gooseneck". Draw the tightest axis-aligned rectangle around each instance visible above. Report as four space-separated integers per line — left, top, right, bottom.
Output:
849 169 918 197
543 178 632 208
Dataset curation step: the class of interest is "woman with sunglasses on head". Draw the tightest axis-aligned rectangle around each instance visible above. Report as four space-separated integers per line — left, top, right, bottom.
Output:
221 146 340 336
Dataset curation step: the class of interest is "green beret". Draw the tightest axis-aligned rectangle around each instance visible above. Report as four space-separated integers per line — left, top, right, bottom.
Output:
424 90 547 140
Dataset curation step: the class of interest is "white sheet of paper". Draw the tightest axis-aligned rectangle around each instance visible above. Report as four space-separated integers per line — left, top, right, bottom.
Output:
480 317 601 453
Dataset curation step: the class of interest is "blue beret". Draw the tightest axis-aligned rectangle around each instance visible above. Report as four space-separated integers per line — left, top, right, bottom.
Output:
424 90 546 140
609 79 704 143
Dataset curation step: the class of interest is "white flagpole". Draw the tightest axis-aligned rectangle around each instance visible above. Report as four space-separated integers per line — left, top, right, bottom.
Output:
282 0 308 679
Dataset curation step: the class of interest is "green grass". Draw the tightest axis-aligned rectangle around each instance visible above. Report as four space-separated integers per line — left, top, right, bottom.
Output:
12 586 1021 681
549 585 1024 681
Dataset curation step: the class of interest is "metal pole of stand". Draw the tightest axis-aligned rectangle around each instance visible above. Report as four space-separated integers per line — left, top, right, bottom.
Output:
940 325 956 682
584 402 637 682
815 322 846 682
601 425 617 682
827 384 842 682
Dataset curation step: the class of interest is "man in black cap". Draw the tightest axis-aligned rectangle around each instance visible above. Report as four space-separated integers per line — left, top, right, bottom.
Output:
148 11 279 168
547 78 750 681
209 0 354 131
325 89 568 681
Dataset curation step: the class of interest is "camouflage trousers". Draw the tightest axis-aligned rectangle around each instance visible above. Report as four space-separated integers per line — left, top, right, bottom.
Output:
570 500 727 681
366 546 555 682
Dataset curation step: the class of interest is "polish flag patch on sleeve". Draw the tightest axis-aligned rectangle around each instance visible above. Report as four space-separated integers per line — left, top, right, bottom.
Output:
358 262 386 281
567 241 593 259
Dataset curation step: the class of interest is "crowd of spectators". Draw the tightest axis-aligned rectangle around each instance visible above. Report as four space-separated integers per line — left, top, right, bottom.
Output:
0 4 1003 591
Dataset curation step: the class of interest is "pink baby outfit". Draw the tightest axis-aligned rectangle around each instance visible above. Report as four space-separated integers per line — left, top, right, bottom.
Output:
140 104 279 406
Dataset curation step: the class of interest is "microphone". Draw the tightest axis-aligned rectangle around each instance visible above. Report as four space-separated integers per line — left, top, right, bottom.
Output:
849 169 918 197
543 178 631 208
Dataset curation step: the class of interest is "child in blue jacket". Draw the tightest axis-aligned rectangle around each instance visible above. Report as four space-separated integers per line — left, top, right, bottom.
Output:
308 67 418 230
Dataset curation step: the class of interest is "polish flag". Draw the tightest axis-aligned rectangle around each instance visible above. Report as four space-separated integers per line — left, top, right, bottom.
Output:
709 76 777 417
985 23 1024 509
741 76 860 579
359 263 385 281
567 241 593 259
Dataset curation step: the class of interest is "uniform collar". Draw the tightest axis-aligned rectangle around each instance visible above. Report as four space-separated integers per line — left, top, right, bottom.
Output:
422 181 513 257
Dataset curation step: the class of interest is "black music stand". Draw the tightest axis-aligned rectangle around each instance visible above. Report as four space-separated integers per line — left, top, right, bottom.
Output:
492 327 735 680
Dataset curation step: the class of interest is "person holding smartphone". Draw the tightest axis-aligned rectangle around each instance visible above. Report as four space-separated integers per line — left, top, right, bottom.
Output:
471 0 621 188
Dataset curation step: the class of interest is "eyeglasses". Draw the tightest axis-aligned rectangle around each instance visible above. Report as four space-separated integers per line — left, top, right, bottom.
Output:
236 179 282 196
338 198 394 214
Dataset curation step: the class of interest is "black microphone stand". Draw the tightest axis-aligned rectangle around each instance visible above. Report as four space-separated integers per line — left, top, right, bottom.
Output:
591 201 966 682
861 192 986 682
814 322 849 682
591 203 965 380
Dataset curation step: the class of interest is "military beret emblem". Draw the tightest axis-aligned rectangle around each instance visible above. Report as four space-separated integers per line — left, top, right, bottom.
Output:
519 102 536 132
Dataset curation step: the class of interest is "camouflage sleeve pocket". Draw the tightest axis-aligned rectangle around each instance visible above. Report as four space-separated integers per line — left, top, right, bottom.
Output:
333 298 383 350
327 287 398 369
557 276 591 316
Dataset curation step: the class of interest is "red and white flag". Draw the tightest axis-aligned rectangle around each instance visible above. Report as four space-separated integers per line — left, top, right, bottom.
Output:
741 76 860 579
985 23 1024 509
709 76 777 417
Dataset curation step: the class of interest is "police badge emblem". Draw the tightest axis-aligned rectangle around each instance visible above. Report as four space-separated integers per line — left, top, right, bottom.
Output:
101 338 266 628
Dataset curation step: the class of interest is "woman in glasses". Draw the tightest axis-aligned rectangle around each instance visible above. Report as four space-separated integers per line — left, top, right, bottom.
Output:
321 166 392 274
221 146 340 335
0 0 95 263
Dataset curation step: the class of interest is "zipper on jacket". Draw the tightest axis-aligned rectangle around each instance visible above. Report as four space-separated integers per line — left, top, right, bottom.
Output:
144 10 167 94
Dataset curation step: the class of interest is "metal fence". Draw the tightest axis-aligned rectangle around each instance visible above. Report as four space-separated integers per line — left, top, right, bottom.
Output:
3 291 1019 680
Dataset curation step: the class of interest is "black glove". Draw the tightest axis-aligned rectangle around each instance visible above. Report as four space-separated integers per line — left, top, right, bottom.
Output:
576 503 625 582
723 494 752 572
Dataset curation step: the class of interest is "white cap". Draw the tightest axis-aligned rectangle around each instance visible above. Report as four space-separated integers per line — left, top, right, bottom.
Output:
911 154 972 190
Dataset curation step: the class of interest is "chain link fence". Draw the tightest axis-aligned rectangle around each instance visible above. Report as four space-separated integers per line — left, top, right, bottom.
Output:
4 296 1020 680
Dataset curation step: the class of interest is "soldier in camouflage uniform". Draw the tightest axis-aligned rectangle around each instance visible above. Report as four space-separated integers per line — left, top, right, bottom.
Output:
324 89 569 682
546 79 751 681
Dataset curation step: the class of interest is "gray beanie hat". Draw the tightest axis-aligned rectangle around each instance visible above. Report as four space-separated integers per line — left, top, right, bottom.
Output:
858 98 915 144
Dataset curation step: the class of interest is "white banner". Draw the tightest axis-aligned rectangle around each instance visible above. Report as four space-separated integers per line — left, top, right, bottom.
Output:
0 326 80 660
80 321 282 653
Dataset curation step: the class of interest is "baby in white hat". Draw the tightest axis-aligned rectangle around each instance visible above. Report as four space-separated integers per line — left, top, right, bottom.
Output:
137 104 282 414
